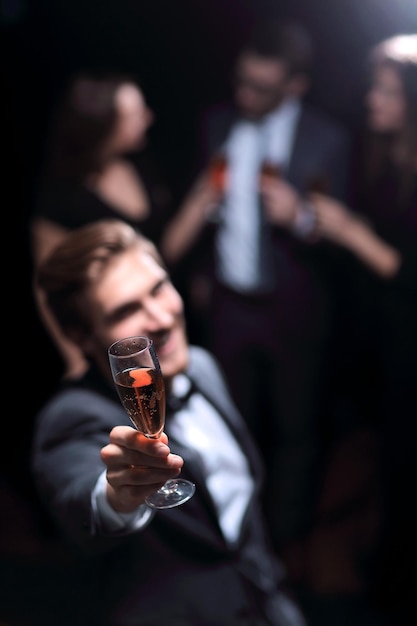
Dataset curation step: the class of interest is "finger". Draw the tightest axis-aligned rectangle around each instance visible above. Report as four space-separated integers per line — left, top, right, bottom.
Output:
101 443 184 470
108 426 170 457
124 482 168 500
107 464 181 489
106 478 171 511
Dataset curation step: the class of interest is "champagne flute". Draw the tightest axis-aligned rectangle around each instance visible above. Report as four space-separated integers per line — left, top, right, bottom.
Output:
259 158 282 184
208 152 228 193
108 335 195 509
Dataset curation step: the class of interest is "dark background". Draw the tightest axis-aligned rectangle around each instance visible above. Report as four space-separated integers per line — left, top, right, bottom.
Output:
1 5 416 624
2 0 416 473
4 0 417 202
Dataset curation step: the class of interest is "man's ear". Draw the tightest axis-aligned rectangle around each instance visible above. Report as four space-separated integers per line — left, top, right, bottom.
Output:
66 327 91 354
287 74 310 98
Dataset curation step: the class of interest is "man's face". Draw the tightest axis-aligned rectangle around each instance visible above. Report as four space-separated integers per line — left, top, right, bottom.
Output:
234 52 291 120
81 246 189 383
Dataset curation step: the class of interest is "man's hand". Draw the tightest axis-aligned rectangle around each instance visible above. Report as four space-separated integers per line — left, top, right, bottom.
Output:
260 177 301 228
101 426 184 513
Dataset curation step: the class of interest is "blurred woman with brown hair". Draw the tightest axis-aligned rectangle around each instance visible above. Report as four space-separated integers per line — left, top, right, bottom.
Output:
31 70 172 379
310 34 417 618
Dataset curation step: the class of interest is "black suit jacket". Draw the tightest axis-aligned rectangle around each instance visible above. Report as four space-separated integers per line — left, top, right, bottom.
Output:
194 102 351 330
31 346 291 625
199 101 350 199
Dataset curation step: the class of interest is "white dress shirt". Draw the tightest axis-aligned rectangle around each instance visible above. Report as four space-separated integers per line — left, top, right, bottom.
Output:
216 98 302 292
92 374 254 546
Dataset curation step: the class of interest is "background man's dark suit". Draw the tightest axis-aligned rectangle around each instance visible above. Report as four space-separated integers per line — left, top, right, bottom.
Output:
188 100 351 551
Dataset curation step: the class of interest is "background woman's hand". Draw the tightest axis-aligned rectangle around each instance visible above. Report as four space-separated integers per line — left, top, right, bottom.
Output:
310 192 358 246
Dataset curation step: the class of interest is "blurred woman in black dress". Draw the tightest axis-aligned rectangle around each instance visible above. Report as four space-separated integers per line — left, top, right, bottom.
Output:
31 71 172 379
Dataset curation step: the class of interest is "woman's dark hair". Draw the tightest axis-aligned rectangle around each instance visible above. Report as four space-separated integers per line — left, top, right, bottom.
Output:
362 34 417 208
43 71 141 180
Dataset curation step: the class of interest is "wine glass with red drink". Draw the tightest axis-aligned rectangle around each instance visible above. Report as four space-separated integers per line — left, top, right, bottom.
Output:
108 335 195 509
208 152 228 193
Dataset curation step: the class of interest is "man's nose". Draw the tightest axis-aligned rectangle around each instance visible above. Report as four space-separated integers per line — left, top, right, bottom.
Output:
143 301 173 328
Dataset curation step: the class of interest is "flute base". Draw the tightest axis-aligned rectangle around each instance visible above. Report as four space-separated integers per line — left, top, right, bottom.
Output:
145 479 196 509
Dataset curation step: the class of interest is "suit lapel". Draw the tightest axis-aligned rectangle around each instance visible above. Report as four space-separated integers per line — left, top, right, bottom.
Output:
186 348 266 489
286 106 308 186
163 347 267 546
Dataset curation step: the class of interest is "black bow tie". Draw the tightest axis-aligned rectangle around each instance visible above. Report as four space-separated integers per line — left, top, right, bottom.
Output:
166 377 196 413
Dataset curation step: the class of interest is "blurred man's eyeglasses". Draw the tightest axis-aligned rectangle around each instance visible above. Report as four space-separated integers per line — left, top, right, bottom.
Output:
234 75 279 97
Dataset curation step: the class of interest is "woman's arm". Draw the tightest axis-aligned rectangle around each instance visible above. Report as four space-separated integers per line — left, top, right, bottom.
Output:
31 218 89 379
311 193 401 279
160 173 221 265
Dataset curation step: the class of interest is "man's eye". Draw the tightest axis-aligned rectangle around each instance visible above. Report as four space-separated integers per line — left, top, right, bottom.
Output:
110 304 139 323
153 278 170 296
